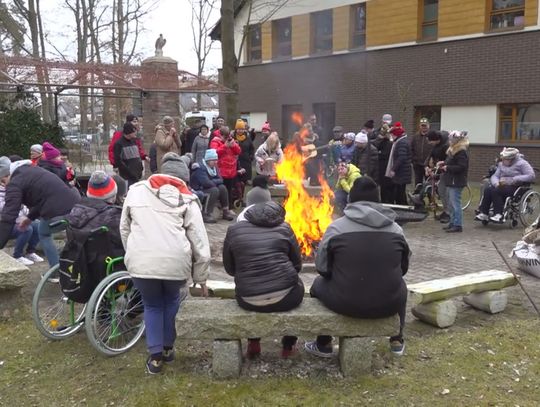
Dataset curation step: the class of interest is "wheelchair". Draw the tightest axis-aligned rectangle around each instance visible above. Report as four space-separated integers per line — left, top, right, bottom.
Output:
479 184 540 228
31 220 145 356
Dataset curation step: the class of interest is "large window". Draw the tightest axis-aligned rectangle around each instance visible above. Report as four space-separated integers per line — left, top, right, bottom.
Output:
489 0 525 31
499 104 540 142
246 24 262 62
350 3 366 49
420 0 438 41
414 106 441 130
273 18 292 58
311 10 333 54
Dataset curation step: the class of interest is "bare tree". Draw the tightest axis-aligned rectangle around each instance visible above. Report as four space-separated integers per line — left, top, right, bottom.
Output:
0 1 26 55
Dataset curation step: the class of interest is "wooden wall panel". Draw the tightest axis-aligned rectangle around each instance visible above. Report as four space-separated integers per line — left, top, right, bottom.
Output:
261 22 272 60
292 14 310 57
333 6 351 51
525 0 539 26
438 0 486 37
366 0 419 46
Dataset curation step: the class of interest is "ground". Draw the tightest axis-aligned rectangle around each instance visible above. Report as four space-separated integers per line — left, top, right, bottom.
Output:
1 205 540 406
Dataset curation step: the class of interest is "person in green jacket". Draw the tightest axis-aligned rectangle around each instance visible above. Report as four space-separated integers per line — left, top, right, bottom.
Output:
335 162 361 211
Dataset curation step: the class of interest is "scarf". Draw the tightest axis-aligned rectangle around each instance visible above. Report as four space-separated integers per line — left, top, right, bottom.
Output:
235 133 247 142
203 159 217 177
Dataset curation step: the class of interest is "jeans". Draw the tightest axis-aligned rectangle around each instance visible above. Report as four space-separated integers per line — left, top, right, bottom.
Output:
132 278 188 355
10 221 40 258
448 187 463 227
38 217 64 268
438 177 449 213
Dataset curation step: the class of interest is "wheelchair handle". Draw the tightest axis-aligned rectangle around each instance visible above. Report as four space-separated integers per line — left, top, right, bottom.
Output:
49 219 68 228
89 226 109 235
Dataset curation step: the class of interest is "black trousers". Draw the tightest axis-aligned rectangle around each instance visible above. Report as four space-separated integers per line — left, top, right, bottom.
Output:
479 184 518 215
222 177 236 209
380 176 394 204
413 164 425 192
391 183 408 205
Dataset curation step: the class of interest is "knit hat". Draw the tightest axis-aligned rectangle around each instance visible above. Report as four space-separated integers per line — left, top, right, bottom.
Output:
246 187 272 206
161 152 190 183
252 175 269 189
500 147 520 160
235 119 246 130
355 132 368 144
204 148 218 161
344 132 356 141
123 122 136 135
30 144 43 154
390 122 405 137
0 156 10 178
382 113 393 124
87 171 118 203
262 121 271 132
162 115 174 124
427 130 442 141
448 130 468 141
349 176 380 203
363 120 375 130
42 142 60 160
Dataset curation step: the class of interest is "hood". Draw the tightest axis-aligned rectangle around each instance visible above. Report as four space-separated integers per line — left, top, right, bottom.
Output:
145 174 198 208
10 159 32 175
343 201 397 228
244 201 285 227
67 198 116 229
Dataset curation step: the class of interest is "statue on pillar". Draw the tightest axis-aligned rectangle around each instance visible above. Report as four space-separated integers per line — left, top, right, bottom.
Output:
155 34 166 57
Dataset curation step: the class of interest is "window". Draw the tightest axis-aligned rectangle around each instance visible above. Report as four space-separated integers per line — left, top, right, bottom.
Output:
420 0 438 41
414 106 441 130
273 18 292 58
311 10 333 54
350 4 366 49
499 104 540 142
489 0 525 31
246 24 262 62
282 104 304 142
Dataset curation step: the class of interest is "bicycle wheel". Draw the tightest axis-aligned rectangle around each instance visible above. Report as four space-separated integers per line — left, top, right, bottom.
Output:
32 265 86 340
519 190 540 227
85 271 145 356
461 185 472 210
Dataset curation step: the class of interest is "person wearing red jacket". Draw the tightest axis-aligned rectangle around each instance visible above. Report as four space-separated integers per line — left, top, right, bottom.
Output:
210 126 240 212
108 114 148 170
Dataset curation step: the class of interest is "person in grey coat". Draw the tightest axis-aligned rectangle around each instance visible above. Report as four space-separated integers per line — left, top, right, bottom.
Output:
191 124 211 165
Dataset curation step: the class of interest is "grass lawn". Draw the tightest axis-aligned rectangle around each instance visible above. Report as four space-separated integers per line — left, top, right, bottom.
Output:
1 311 539 406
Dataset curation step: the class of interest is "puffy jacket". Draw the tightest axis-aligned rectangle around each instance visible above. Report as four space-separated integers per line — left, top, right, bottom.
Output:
223 201 302 297
388 135 412 185
38 159 68 183
0 164 80 248
340 143 355 163
410 132 433 166
255 141 283 176
311 201 410 318
120 174 210 282
336 164 361 193
190 162 224 190
490 155 535 187
442 140 469 188
372 136 392 180
210 136 241 179
234 132 255 179
108 130 147 167
352 144 379 182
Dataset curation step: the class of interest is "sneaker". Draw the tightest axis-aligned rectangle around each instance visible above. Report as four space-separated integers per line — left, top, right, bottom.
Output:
146 357 163 374
25 253 44 263
162 349 175 364
202 213 217 224
246 339 261 359
408 193 424 206
445 226 463 233
442 223 454 230
438 212 451 223
490 213 503 223
304 341 333 358
15 256 34 266
475 213 489 222
222 210 235 221
390 338 405 356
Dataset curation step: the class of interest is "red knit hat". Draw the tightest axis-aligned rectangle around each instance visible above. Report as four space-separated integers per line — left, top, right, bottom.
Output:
87 171 118 202
390 122 405 137
42 142 60 160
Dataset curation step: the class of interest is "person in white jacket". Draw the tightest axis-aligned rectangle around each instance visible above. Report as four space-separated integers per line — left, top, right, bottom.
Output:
120 172 211 374
255 132 283 177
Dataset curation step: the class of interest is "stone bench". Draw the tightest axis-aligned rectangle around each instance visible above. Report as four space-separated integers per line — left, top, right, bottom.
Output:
176 298 398 378
408 270 517 328
0 250 30 319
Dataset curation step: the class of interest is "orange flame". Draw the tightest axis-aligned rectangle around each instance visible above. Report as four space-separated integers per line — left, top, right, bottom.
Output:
276 114 334 257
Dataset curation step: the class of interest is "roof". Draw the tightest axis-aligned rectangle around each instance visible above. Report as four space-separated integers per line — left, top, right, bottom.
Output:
209 0 248 41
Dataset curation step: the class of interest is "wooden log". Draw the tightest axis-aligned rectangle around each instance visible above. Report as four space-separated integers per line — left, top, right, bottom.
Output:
463 290 508 314
408 270 517 305
411 300 457 328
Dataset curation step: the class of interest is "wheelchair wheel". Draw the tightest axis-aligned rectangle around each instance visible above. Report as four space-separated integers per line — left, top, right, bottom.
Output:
85 271 145 356
461 185 472 210
32 265 86 340
519 190 540 227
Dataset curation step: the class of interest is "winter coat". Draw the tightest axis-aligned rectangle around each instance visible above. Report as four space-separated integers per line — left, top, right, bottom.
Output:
149 143 158 174
209 136 241 179
190 162 224 191
120 174 210 282
424 133 449 167
336 164 361 193
352 144 379 182
372 136 393 181
255 142 283 176
410 132 433 166
340 143 356 163
442 139 469 188
310 201 410 318
191 134 210 165
234 132 255 180
108 130 147 167
154 125 181 172
0 164 80 248
38 159 68 183
387 135 412 185
183 126 200 154
490 155 535 187
113 135 144 183
223 201 302 298
0 185 27 224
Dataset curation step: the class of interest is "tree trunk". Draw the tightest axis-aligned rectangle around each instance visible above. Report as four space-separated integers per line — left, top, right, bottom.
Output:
220 0 238 127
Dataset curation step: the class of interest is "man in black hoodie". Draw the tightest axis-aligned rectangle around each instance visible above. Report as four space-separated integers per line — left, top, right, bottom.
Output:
113 122 143 186
304 176 410 358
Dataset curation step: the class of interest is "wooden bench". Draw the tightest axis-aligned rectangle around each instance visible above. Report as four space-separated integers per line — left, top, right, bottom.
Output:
0 250 30 320
408 270 517 328
176 298 398 378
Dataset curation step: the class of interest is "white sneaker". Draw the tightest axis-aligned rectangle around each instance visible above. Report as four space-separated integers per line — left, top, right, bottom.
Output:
490 213 504 223
25 253 44 263
474 213 489 221
15 257 34 266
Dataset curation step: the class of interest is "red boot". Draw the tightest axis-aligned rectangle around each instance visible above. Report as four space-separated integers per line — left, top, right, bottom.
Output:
246 339 261 359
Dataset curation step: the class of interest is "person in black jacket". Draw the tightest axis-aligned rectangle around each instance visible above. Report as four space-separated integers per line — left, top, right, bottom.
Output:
38 142 69 183
385 122 412 205
438 131 469 233
304 177 410 358
223 201 304 359
372 123 393 203
0 158 80 269
113 122 143 186
351 131 379 182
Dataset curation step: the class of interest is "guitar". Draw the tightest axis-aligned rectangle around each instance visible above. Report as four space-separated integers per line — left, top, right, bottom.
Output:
301 143 330 161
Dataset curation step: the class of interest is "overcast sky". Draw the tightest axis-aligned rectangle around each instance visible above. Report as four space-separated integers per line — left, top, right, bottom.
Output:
38 0 222 75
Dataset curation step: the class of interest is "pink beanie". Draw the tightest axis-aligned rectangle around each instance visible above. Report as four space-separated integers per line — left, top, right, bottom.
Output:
42 142 60 161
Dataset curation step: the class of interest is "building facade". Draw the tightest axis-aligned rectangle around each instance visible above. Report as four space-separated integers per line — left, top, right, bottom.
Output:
224 0 540 180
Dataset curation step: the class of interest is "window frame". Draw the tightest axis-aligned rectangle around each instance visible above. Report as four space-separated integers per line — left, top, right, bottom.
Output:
350 3 366 50
272 17 292 59
414 105 442 131
498 103 540 143
245 24 262 63
418 0 439 42
487 0 526 32
310 9 333 55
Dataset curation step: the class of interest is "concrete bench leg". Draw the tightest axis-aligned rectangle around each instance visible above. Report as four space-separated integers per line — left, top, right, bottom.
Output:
339 337 374 377
463 290 508 314
412 299 457 328
212 339 242 379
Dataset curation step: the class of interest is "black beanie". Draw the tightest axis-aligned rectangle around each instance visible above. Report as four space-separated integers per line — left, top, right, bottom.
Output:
123 122 136 135
349 176 380 203
363 119 375 130
427 130 441 141
252 174 269 189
